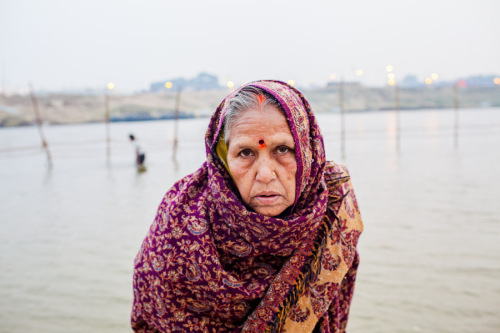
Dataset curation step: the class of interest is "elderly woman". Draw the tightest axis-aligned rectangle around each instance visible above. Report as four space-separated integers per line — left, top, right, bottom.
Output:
131 80 363 332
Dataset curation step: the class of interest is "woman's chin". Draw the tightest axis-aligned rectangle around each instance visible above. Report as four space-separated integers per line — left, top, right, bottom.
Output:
251 204 289 217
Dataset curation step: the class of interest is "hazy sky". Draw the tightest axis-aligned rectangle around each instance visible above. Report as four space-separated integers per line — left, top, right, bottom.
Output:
1 0 499 92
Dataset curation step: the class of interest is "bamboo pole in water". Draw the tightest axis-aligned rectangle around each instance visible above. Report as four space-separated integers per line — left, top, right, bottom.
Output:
105 94 111 160
173 87 182 159
394 83 401 153
453 82 460 149
339 80 346 159
29 85 52 166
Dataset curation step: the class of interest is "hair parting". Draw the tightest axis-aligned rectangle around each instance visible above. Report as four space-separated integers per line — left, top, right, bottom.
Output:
222 86 284 146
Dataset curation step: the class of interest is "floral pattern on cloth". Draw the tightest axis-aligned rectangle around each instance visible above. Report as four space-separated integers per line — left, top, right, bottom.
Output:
131 80 363 333
280 163 363 333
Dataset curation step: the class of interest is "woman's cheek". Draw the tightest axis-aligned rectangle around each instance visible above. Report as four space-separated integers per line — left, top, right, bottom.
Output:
229 158 251 177
280 155 297 174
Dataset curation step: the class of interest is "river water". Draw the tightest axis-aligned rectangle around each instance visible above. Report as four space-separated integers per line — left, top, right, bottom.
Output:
1 108 499 332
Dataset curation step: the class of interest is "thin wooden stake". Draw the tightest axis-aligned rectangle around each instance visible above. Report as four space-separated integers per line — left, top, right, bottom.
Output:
104 93 111 162
453 83 459 149
29 85 52 166
173 87 182 159
394 83 401 153
105 94 111 160
339 80 346 159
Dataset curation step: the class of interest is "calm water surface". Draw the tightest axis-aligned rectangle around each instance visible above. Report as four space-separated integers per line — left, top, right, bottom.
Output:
1 108 499 332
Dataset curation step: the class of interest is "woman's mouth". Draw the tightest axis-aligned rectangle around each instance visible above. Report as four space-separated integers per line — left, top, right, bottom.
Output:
254 192 280 205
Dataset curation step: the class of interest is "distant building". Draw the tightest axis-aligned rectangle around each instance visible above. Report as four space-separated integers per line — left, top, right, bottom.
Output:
150 72 220 92
462 75 498 87
399 74 499 88
400 75 419 88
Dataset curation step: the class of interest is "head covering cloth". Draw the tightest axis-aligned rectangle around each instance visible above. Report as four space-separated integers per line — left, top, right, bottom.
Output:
131 80 363 332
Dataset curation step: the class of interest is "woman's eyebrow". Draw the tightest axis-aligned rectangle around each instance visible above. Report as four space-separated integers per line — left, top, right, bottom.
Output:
230 141 254 150
272 139 295 147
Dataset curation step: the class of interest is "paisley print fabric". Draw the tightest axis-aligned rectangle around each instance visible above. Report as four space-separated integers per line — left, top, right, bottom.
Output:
131 80 363 332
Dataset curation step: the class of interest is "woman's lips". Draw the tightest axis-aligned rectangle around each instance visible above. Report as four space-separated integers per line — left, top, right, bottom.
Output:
254 192 280 205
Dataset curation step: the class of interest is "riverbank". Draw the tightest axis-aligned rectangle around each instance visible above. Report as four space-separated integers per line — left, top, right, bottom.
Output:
1 85 499 127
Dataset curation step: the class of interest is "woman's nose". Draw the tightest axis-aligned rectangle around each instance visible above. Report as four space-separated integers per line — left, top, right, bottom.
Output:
255 158 276 183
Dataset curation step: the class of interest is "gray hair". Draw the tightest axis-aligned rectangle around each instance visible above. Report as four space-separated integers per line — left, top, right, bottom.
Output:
222 86 284 146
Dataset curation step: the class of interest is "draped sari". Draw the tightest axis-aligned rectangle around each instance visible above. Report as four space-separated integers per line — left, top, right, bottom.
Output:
131 80 363 332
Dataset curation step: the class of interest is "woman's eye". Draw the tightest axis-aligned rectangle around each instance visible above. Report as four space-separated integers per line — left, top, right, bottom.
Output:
276 146 293 154
239 149 253 157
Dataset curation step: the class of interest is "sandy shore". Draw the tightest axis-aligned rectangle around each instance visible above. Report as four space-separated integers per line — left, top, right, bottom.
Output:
1 86 499 127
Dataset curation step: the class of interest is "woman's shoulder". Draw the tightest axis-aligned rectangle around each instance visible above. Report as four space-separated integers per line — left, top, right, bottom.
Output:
163 163 209 200
324 161 351 178
323 161 352 192
141 164 210 256
149 164 210 227
324 160 364 241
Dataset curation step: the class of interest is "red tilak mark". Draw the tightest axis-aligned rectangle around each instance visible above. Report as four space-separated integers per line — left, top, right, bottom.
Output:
258 139 266 149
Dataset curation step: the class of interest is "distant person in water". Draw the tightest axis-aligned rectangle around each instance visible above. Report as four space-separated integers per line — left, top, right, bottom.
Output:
129 134 145 167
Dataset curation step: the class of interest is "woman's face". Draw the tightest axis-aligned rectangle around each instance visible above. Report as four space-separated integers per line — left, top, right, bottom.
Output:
227 105 297 216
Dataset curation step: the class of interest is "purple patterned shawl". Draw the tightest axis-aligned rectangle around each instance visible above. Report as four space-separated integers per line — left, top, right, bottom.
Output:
131 81 363 332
